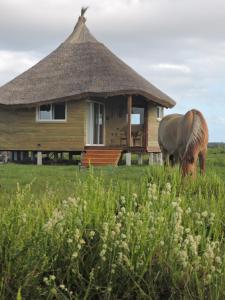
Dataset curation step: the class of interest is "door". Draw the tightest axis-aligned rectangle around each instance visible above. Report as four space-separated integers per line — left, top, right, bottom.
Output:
87 102 105 145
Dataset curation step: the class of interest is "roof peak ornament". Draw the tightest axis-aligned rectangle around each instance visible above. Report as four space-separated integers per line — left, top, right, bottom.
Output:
66 6 96 44
74 6 88 30
81 6 88 17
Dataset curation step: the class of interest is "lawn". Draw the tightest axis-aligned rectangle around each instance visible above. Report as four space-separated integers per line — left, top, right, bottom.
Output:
0 148 225 299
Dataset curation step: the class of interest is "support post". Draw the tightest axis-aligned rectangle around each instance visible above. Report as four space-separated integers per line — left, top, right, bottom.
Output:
127 95 132 147
37 151 42 165
125 152 131 166
23 151 29 161
148 153 154 165
80 152 85 163
69 152 73 161
8 151 13 162
30 151 35 162
20 151 24 161
14 151 18 161
144 102 148 149
54 152 58 161
159 153 163 166
153 153 157 164
137 153 143 165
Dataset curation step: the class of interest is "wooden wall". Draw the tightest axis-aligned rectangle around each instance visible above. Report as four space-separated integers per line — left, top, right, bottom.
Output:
105 97 158 149
0 97 161 152
0 100 86 151
105 97 127 146
147 102 160 149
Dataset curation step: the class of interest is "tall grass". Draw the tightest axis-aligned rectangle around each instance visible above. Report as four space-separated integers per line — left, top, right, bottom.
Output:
0 166 225 299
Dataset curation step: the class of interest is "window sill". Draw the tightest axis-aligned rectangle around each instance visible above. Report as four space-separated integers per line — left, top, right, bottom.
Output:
131 124 144 126
36 120 67 123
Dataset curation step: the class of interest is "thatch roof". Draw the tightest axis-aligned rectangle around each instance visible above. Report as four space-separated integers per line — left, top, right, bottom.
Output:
0 12 176 108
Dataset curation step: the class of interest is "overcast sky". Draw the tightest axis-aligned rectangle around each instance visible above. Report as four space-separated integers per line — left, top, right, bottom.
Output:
0 0 225 142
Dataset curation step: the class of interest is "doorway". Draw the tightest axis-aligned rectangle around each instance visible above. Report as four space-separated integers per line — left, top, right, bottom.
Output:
87 101 105 145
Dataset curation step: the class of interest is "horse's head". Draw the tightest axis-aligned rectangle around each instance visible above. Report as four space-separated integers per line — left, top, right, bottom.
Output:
181 156 196 177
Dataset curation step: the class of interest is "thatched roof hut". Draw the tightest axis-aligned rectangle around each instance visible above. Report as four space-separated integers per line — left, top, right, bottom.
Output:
0 11 175 108
0 9 176 166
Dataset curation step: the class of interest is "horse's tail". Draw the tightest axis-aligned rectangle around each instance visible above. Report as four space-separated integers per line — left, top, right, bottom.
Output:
182 110 208 164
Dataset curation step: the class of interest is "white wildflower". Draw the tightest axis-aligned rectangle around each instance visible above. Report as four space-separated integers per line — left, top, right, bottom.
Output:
49 275 56 281
100 249 106 257
185 208 191 214
215 256 222 264
165 182 171 192
89 231 95 239
111 230 116 238
121 233 126 239
72 252 78 258
120 196 126 204
202 211 208 218
132 193 138 199
121 207 126 213
121 241 129 251
60 284 65 290
43 277 49 284
68 196 77 206
75 229 80 241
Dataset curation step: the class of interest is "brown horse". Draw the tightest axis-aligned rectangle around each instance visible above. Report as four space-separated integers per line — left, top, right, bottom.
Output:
158 109 208 177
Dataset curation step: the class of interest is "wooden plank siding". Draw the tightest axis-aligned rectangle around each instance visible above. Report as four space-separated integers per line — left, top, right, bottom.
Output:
104 97 128 146
0 97 160 152
0 100 86 151
104 97 160 150
147 103 160 150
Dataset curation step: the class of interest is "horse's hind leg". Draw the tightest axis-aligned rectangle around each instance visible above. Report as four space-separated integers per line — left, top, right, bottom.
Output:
199 149 207 175
162 151 170 167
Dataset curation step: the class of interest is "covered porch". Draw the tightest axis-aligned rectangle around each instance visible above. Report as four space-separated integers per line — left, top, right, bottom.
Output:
84 94 162 166
86 95 160 150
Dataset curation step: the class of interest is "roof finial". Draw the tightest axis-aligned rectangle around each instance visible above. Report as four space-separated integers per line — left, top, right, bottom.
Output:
81 6 88 17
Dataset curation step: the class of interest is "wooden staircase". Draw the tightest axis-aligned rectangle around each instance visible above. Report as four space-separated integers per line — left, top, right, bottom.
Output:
82 149 122 167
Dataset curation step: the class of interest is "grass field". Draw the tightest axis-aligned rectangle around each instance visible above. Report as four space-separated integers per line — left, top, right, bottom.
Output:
0 148 225 299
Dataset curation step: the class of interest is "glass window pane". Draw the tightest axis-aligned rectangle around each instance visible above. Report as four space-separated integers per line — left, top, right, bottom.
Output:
131 114 140 125
157 106 164 119
131 107 144 125
54 103 66 120
39 104 52 120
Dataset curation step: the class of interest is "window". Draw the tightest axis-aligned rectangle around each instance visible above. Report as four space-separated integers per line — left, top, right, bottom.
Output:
157 106 164 120
37 103 66 121
131 107 144 125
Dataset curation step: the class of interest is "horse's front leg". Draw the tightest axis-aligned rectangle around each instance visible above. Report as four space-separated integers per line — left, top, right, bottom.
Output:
199 149 207 175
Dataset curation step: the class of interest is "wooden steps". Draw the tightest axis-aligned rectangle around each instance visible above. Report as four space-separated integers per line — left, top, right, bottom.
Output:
82 149 122 167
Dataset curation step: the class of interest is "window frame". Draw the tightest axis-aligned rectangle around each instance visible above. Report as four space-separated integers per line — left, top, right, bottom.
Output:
156 106 164 121
127 107 145 125
36 102 67 123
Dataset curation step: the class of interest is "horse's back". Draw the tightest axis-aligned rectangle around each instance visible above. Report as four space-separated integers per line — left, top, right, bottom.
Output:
158 114 183 154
